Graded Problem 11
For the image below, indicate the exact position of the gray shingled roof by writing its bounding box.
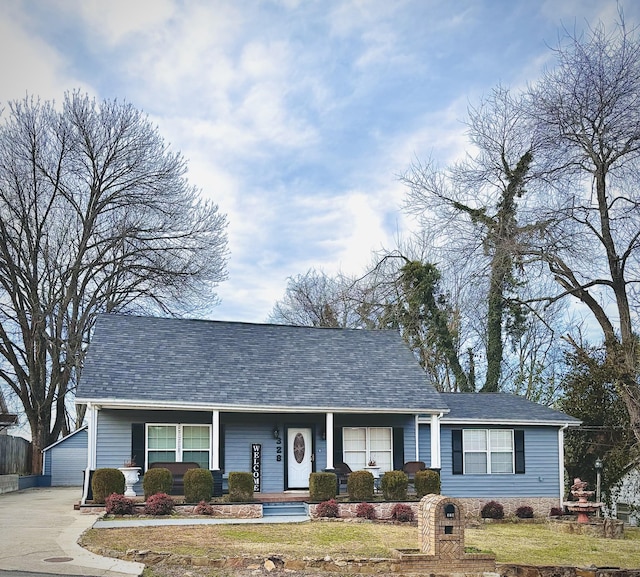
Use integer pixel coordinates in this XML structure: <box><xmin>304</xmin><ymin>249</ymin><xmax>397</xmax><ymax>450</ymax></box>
<box><xmin>438</xmin><ymin>393</ymin><xmax>580</xmax><ymax>425</ymax></box>
<box><xmin>76</xmin><ymin>315</ymin><xmax>447</xmax><ymax>413</ymax></box>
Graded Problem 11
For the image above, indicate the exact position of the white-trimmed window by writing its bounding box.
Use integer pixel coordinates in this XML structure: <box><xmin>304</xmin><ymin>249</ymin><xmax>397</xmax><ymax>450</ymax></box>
<box><xmin>146</xmin><ymin>424</ymin><xmax>211</xmax><ymax>469</ymax></box>
<box><xmin>343</xmin><ymin>427</ymin><xmax>392</xmax><ymax>471</ymax></box>
<box><xmin>463</xmin><ymin>429</ymin><xmax>514</xmax><ymax>474</ymax></box>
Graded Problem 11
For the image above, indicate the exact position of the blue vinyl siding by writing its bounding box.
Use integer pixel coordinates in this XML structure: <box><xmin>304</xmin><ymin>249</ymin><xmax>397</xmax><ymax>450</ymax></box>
<box><xmin>43</xmin><ymin>428</ymin><xmax>88</xmax><ymax>486</ymax></box>
<box><xmin>418</xmin><ymin>424</ymin><xmax>431</xmax><ymax>466</ymax></box>
<box><xmin>439</xmin><ymin>425</ymin><xmax>560</xmax><ymax>498</ymax></box>
<box><xmin>96</xmin><ymin>409</ymin><xmax>419</xmax><ymax>493</ymax></box>
<box><xmin>334</xmin><ymin>414</ymin><xmax>416</xmax><ymax>467</ymax></box>
<box><xmin>97</xmin><ymin>409</ymin><xmax>212</xmax><ymax>493</ymax></box>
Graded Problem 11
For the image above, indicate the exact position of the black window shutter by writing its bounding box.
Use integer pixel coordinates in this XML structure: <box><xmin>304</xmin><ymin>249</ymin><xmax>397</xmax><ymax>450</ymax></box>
<box><xmin>393</xmin><ymin>427</ymin><xmax>404</xmax><ymax>470</ymax></box>
<box><xmin>333</xmin><ymin>427</ymin><xmax>343</xmax><ymax>467</ymax></box>
<box><xmin>514</xmin><ymin>430</ymin><xmax>525</xmax><ymax>474</ymax></box>
<box><xmin>452</xmin><ymin>429</ymin><xmax>463</xmax><ymax>475</ymax></box>
<box><xmin>131</xmin><ymin>423</ymin><xmax>145</xmax><ymax>469</ymax></box>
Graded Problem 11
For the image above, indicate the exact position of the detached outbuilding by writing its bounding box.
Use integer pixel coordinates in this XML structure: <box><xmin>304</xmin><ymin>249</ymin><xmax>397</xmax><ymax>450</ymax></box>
<box><xmin>42</xmin><ymin>426</ymin><xmax>88</xmax><ymax>486</ymax></box>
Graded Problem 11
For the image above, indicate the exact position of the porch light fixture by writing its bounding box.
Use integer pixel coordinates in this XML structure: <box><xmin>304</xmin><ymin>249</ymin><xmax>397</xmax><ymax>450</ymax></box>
<box><xmin>273</xmin><ymin>425</ymin><xmax>279</xmax><ymax>439</ymax></box>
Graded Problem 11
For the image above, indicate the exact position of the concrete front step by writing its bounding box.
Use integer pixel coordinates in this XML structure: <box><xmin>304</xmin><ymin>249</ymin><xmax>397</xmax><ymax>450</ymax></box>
<box><xmin>262</xmin><ymin>502</ymin><xmax>308</xmax><ymax>517</ymax></box>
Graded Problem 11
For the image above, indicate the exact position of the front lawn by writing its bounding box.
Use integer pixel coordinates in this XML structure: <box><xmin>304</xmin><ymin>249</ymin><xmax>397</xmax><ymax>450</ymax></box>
<box><xmin>81</xmin><ymin>520</ymin><xmax>640</xmax><ymax>569</ymax></box>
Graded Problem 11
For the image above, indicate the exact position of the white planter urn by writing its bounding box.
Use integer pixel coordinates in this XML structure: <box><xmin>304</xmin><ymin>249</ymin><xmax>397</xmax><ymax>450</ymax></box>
<box><xmin>118</xmin><ymin>466</ymin><xmax>141</xmax><ymax>497</ymax></box>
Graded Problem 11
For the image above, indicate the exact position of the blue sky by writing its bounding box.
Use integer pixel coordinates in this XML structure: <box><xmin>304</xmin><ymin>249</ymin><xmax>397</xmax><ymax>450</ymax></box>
<box><xmin>2</xmin><ymin>0</ymin><xmax>638</xmax><ymax>323</ymax></box>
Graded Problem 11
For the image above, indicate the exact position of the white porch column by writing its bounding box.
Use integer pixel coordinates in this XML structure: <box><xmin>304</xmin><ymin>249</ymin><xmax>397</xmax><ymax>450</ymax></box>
<box><xmin>82</xmin><ymin>403</ymin><xmax>99</xmax><ymax>504</ymax></box>
<box><xmin>414</xmin><ymin>415</ymin><xmax>420</xmax><ymax>461</ymax></box>
<box><xmin>325</xmin><ymin>412</ymin><xmax>334</xmax><ymax>470</ymax></box>
<box><xmin>430</xmin><ymin>413</ymin><xmax>442</xmax><ymax>469</ymax></box>
<box><xmin>211</xmin><ymin>410</ymin><xmax>220</xmax><ymax>470</ymax></box>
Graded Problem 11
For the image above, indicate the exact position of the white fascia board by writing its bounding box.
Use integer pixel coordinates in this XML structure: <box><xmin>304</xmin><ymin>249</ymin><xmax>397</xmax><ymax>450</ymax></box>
<box><xmin>433</xmin><ymin>417</ymin><xmax>581</xmax><ymax>427</ymax></box>
<box><xmin>75</xmin><ymin>397</ymin><xmax>447</xmax><ymax>415</ymax></box>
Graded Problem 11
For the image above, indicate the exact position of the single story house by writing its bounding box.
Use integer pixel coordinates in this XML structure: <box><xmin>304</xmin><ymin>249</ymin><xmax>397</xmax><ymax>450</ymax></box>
<box><xmin>75</xmin><ymin>315</ymin><xmax>580</xmax><ymax>514</ymax></box>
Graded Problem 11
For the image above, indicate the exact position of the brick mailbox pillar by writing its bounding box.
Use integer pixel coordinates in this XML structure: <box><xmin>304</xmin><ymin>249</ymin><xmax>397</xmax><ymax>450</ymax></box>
<box><xmin>392</xmin><ymin>494</ymin><xmax>495</xmax><ymax>574</ymax></box>
<box><xmin>418</xmin><ymin>494</ymin><xmax>464</xmax><ymax>559</ymax></box>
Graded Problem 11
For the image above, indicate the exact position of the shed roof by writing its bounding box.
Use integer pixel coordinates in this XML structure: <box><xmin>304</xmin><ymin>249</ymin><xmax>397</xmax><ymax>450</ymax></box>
<box><xmin>76</xmin><ymin>314</ymin><xmax>447</xmax><ymax>414</ymax></box>
<box><xmin>438</xmin><ymin>392</ymin><xmax>581</xmax><ymax>426</ymax></box>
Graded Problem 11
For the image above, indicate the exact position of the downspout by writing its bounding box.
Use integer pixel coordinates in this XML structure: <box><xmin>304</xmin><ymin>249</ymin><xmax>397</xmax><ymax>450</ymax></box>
<box><xmin>558</xmin><ymin>424</ymin><xmax>568</xmax><ymax>506</ymax></box>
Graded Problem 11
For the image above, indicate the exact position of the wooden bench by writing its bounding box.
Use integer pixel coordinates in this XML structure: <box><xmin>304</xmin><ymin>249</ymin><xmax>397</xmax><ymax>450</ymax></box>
<box><xmin>149</xmin><ymin>461</ymin><xmax>200</xmax><ymax>495</ymax></box>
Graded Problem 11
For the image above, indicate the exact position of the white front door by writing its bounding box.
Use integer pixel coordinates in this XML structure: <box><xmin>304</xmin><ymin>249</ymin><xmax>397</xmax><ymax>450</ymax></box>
<box><xmin>287</xmin><ymin>427</ymin><xmax>313</xmax><ymax>489</ymax></box>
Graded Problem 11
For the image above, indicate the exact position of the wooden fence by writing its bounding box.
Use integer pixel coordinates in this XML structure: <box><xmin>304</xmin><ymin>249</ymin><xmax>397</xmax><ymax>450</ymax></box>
<box><xmin>0</xmin><ymin>435</ymin><xmax>32</xmax><ymax>475</ymax></box>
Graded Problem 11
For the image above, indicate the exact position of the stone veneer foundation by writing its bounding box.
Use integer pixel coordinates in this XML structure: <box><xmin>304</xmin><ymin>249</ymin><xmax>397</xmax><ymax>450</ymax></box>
<box><xmin>457</xmin><ymin>496</ymin><xmax>561</xmax><ymax>518</ymax></box>
<box><xmin>309</xmin><ymin>496</ymin><xmax>561</xmax><ymax>520</ymax></box>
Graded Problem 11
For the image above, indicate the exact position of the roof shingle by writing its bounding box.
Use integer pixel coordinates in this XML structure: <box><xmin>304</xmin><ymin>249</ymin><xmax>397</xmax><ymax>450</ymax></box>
<box><xmin>77</xmin><ymin>314</ymin><xmax>447</xmax><ymax>413</ymax></box>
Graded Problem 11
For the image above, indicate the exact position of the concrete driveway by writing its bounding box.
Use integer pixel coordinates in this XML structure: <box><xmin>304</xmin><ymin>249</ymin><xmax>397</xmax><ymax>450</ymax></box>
<box><xmin>0</xmin><ymin>487</ymin><xmax>143</xmax><ymax>577</ymax></box>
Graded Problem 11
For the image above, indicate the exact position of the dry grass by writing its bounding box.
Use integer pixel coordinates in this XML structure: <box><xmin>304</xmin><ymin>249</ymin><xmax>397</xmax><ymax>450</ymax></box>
<box><xmin>81</xmin><ymin>521</ymin><xmax>640</xmax><ymax>568</ymax></box>
<box><xmin>466</xmin><ymin>523</ymin><xmax>640</xmax><ymax>567</ymax></box>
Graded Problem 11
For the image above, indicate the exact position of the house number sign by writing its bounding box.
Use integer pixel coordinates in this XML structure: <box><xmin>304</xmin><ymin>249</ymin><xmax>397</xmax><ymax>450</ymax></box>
<box><xmin>252</xmin><ymin>443</ymin><xmax>261</xmax><ymax>492</ymax></box>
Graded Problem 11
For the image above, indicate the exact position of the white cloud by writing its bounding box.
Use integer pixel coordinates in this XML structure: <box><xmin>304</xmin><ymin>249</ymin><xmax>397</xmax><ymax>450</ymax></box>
<box><xmin>0</xmin><ymin>3</ymin><xmax>88</xmax><ymax>103</ymax></box>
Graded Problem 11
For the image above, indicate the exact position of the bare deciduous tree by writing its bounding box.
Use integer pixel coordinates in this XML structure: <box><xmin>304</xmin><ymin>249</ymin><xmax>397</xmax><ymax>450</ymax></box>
<box><xmin>529</xmin><ymin>17</ymin><xmax>640</xmax><ymax>443</ymax></box>
<box><xmin>0</xmin><ymin>92</ymin><xmax>228</xmax><ymax>472</ymax></box>
<box><xmin>402</xmin><ymin>87</ymin><xmax>548</xmax><ymax>392</ymax></box>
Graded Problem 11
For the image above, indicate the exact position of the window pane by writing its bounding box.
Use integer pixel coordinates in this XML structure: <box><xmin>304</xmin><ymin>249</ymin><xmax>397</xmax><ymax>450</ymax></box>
<box><xmin>491</xmin><ymin>452</ymin><xmax>513</xmax><ymax>474</ymax></box>
<box><xmin>463</xmin><ymin>430</ymin><xmax>486</xmax><ymax>451</ymax></box>
<box><xmin>148</xmin><ymin>451</ymin><xmax>176</xmax><ymax>465</ymax></box>
<box><xmin>343</xmin><ymin>428</ymin><xmax>366</xmax><ymax>451</ymax></box>
<box><xmin>369</xmin><ymin>428</ymin><xmax>391</xmax><ymax>451</ymax></box>
<box><xmin>490</xmin><ymin>430</ymin><xmax>513</xmax><ymax>451</ymax></box>
<box><xmin>343</xmin><ymin>428</ymin><xmax>366</xmax><ymax>470</ymax></box>
<box><xmin>465</xmin><ymin>452</ymin><xmax>487</xmax><ymax>474</ymax></box>
<box><xmin>183</xmin><ymin>426</ymin><xmax>210</xmax><ymax>450</ymax></box>
<box><xmin>183</xmin><ymin>450</ymin><xmax>209</xmax><ymax>469</ymax></box>
<box><xmin>148</xmin><ymin>426</ymin><xmax>176</xmax><ymax>450</ymax></box>
<box><xmin>344</xmin><ymin>452</ymin><xmax>367</xmax><ymax>470</ymax></box>
<box><xmin>374</xmin><ymin>453</ymin><xmax>392</xmax><ymax>471</ymax></box>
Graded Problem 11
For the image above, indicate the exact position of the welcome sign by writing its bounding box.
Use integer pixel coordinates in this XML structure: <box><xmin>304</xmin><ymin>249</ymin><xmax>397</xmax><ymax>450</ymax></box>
<box><xmin>252</xmin><ymin>443</ymin><xmax>261</xmax><ymax>492</ymax></box>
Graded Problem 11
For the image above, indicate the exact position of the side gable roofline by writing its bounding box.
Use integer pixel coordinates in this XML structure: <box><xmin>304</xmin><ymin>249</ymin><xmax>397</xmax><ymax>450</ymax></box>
<box><xmin>41</xmin><ymin>425</ymin><xmax>88</xmax><ymax>453</ymax></box>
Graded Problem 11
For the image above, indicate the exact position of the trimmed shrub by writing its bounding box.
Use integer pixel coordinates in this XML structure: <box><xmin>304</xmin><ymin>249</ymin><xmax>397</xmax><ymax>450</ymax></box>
<box><xmin>347</xmin><ymin>470</ymin><xmax>374</xmax><ymax>501</ymax></box>
<box><xmin>309</xmin><ymin>472</ymin><xmax>337</xmax><ymax>501</ymax></box>
<box><xmin>414</xmin><ymin>469</ymin><xmax>440</xmax><ymax>498</ymax></box>
<box><xmin>390</xmin><ymin>503</ymin><xmax>414</xmax><ymax>522</ymax></box>
<box><xmin>481</xmin><ymin>500</ymin><xmax>504</xmax><ymax>519</ymax></box>
<box><xmin>549</xmin><ymin>506</ymin><xmax>564</xmax><ymax>517</ymax></box>
<box><xmin>228</xmin><ymin>472</ymin><xmax>254</xmax><ymax>502</ymax></box>
<box><xmin>381</xmin><ymin>470</ymin><xmax>408</xmax><ymax>501</ymax></box>
<box><xmin>184</xmin><ymin>468</ymin><xmax>213</xmax><ymax>503</ymax></box>
<box><xmin>356</xmin><ymin>501</ymin><xmax>376</xmax><ymax>520</ymax></box>
<box><xmin>144</xmin><ymin>492</ymin><xmax>175</xmax><ymax>515</ymax></box>
<box><xmin>105</xmin><ymin>493</ymin><xmax>135</xmax><ymax>515</ymax></box>
<box><xmin>91</xmin><ymin>468</ymin><xmax>125</xmax><ymax>503</ymax></box>
<box><xmin>315</xmin><ymin>498</ymin><xmax>339</xmax><ymax>518</ymax></box>
<box><xmin>143</xmin><ymin>467</ymin><xmax>173</xmax><ymax>499</ymax></box>
<box><xmin>516</xmin><ymin>505</ymin><xmax>534</xmax><ymax>519</ymax></box>
<box><xmin>194</xmin><ymin>500</ymin><xmax>215</xmax><ymax>515</ymax></box>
